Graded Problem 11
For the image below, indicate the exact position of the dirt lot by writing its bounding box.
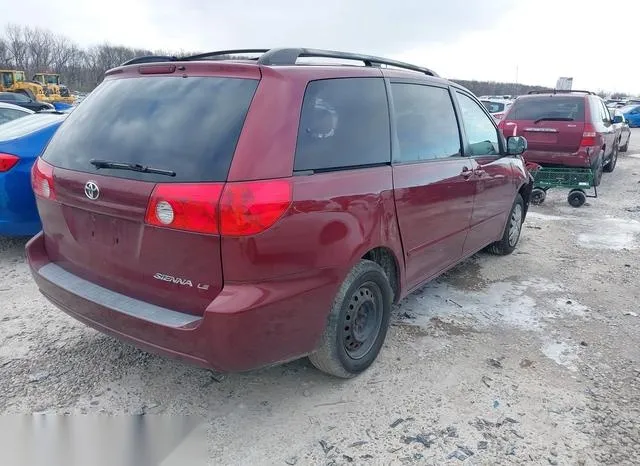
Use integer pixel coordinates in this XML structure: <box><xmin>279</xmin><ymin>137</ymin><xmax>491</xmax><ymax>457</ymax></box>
<box><xmin>1</xmin><ymin>131</ymin><xmax>640</xmax><ymax>465</ymax></box>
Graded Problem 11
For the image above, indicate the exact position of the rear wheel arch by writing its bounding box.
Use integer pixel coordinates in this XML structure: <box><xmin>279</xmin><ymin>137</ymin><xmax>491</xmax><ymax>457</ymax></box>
<box><xmin>517</xmin><ymin>179</ymin><xmax>533</xmax><ymax>220</ymax></box>
<box><xmin>361</xmin><ymin>246</ymin><xmax>401</xmax><ymax>303</ymax></box>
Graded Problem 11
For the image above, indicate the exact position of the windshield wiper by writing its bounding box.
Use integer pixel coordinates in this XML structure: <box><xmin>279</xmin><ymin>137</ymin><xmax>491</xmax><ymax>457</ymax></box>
<box><xmin>533</xmin><ymin>117</ymin><xmax>574</xmax><ymax>124</ymax></box>
<box><xmin>90</xmin><ymin>159</ymin><xmax>176</xmax><ymax>177</ymax></box>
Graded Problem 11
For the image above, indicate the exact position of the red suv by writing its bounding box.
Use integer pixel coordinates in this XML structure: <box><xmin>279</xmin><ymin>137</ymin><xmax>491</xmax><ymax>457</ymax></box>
<box><xmin>27</xmin><ymin>48</ymin><xmax>532</xmax><ymax>378</ymax></box>
<box><xmin>499</xmin><ymin>90</ymin><xmax>620</xmax><ymax>185</ymax></box>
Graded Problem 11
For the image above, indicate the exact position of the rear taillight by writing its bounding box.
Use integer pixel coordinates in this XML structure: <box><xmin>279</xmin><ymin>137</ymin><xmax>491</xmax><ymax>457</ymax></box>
<box><xmin>0</xmin><ymin>153</ymin><xmax>19</xmax><ymax>172</ymax></box>
<box><xmin>145</xmin><ymin>179</ymin><xmax>292</xmax><ymax>236</ymax></box>
<box><xmin>580</xmin><ymin>123</ymin><xmax>597</xmax><ymax>147</ymax></box>
<box><xmin>31</xmin><ymin>158</ymin><xmax>56</xmax><ymax>200</ymax></box>
<box><xmin>219</xmin><ymin>179</ymin><xmax>292</xmax><ymax>236</ymax></box>
<box><xmin>145</xmin><ymin>183</ymin><xmax>224</xmax><ymax>234</ymax></box>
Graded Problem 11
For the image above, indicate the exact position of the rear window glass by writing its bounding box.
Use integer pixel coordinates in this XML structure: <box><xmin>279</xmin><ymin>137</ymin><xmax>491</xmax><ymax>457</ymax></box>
<box><xmin>508</xmin><ymin>97</ymin><xmax>585</xmax><ymax>121</ymax></box>
<box><xmin>294</xmin><ymin>78</ymin><xmax>390</xmax><ymax>172</ymax></box>
<box><xmin>0</xmin><ymin>113</ymin><xmax>64</xmax><ymax>141</ymax></box>
<box><xmin>481</xmin><ymin>101</ymin><xmax>505</xmax><ymax>113</ymax></box>
<box><xmin>43</xmin><ymin>76</ymin><xmax>258</xmax><ymax>182</ymax></box>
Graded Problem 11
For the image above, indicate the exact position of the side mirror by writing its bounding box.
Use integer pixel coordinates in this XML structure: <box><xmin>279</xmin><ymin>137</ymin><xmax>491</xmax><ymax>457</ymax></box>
<box><xmin>613</xmin><ymin>115</ymin><xmax>623</xmax><ymax>124</ymax></box>
<box><xmin>507</xmin><ymin>136</ymin><xmax>527</xmax><ymax>155</ymax></box>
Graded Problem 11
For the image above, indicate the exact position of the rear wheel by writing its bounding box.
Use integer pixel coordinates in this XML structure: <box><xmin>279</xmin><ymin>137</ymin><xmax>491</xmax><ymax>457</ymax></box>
<box><xmin>568</xmin><ymin>189</ymin><xmax>586</xmax><ymax>208</ymax></box>
<box><xmin>603</xmin><ymin>144</ymin><xmax>618</xmax><ymax>173</ymax></box>
<box><xmin>620</xmin><ymin>137</ymin><xmax>629</xmax><ymax>153</ymax></box>
<box><xmin>488</xmin><ymin>194</ymin><xmax>524</xmax><ymax>256</ymax></box>
<box><xmin>592</xmin><ymin>154</ymin><xmax>604</xmax><ymax>187</ymax></box>
<box><xmin>308</xmin><ymin>260</ymin><xmax>393</xmax><ymax>378</ymax></box>
<box><xmin>531</xmin><ymin>188</ymin><xmax>546</xmax><ymax>205</ymax></box>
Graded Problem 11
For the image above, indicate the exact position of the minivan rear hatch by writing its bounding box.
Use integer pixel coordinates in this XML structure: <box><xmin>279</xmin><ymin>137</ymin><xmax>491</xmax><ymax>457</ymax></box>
<box><xmin>38</xmin><ymin>71</ymin><xmax>259</xmax><ymax>315</ymax></box>
<box><xmin>502</xmin><ymin>96</ymin><xmax>585</xmax><ymax>153</ymax></box>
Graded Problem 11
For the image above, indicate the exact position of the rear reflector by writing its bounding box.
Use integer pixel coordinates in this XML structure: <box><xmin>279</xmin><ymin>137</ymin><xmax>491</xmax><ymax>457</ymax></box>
<box><xmin>31</xmin><ymin>158</ymin><xmax>56</xmax><ymax>200</ymax></box>
<box><xmin>145</xmin><ymin>183</ymin><xmax>224</xmax><ymax>234</ymax></box>
<box><xmin>0</xmin><ymin>153</ymin><xmax>19</xmax><ymax>172</ymax></box>
<box><xmin>219</xmin><ymin>179</ymin><xmax>292</xmax><ymax>236</ymax></box>
<box><xmin>580</xmin><ymin>123</ymin><xmax>597</xmax><ymax>147</ymax></box>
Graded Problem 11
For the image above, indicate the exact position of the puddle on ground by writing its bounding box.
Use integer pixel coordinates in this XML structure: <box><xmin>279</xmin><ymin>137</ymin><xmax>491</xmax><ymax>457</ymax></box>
<box><xmin>395</xmin><ymin>276</ymin><xmax>588</xmax><ymax>337</ymax></box>
<box><xmin>542</xmin><ymin>341</ymin><xmax>579</xmax><ymax>372</ymax></box>
<box><xmin>438</xmin><ymin>258</ymin><xmax>488</xmax><ymax>291</ymax></box>
<box><xmin>577</xmin><ymin>217</ymin><xmax>640</xmax><ymax>250</ymax></box>
<box><xmin>527</xmin><ymin>212</ymin><xmax>572</xmax><ymax>222</ymax></box>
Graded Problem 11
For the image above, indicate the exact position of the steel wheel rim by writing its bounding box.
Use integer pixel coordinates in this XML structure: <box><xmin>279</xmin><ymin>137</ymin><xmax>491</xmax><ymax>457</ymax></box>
<box><xmin>342</xmin><ymin>281</ymin><xmax>383</xmax><ymax>360</ymax></box>
<box><xmin>508</xmin><ymin>204</ymin><xmax>523</xmax><ymax>246</ymax></box>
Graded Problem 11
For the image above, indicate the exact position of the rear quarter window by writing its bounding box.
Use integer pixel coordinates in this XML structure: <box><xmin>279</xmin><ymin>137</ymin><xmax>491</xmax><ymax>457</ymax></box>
<box><xmin>294</xmin><ymin>78</ymin><xmax>390</xmax><ymax>171</ymax></box>
<box><xmin>508</xmin><ymin>97</ymin><xmax>585</xmax><ymax>121</ymax></box>
<box><xmin>42</xmin><ymin>76</ymin><xmax>259</xmax><ymax>183</ymax></box>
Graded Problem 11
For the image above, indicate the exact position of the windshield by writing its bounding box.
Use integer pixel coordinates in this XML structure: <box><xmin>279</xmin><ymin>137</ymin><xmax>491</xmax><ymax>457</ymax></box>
<box><xmin>508</xmin><ymin>97</ymin><xmax>585</xmax><ymax>121</ymax></box>
<box><xmin>620</xmin><ymin>105</ymin><xmax>639</xmax><ymax>114</ymax></box>
<box><xmin>0</xmin><ymin>113</ymin><xmax>65</xmax><ymax>141</ymax></box>
<box><xmin>45</xmin><ymin>75</ymin><xmax>59</xmax><ymax>84</ymax></box>
<box><xmin>14</xmin><ymin>71</ymin><xmax>25</xmax><ymax>82</ymax></box>
<box><xmin>481</xmin><ymin>101</ymin><xmax>505</xmax><ymax>113</ymax></box>
<box><xmin>43</xmin><ymin>76</ymin><xmax>259</xmax><ymax>183</ymax></box>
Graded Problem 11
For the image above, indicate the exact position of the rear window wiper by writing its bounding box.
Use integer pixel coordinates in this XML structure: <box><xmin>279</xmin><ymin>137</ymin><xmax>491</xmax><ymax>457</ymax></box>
<box><xmin>90</xmin><ymin>159</ymin><xmax>176</xmax><ymax>177</ymax></box>
<box><xmin>533</xmin><ymin>117</ymin><xmax>574</xmax><ymax>124</ymax></box>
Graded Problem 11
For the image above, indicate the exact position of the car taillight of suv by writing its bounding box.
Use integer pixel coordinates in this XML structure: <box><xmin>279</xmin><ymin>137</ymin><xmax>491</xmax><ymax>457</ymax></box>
<box><xmin>27</xmin><ymin>48</ymin><xmax>532</xmax><ymax>378</ymax></box>
<box><xmin>499</xmin><ymin>90</ymin><xmax>620</xmax><ymax>184</ymax></box>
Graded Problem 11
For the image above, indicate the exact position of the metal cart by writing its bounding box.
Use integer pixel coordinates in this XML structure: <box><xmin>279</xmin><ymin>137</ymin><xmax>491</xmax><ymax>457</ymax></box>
<box><xmin>527</xmin><ymin>165</ymin><xmax>597</xmax><ymax>208</ymax></box>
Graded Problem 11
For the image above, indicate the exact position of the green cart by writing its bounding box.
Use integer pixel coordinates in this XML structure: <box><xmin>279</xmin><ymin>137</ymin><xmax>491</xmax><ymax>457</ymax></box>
<box><xmin>528</xmin><ymin>166</ymin><xmax>596</xmax><ymax>208</ymax></box>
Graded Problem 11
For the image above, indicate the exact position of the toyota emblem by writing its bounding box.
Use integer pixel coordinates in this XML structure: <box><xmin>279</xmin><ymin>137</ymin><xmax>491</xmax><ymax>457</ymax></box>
<box><xmin>84</xmin><ymin>181</ymin><xmax>100</xmax><ymax>200</ymax></box>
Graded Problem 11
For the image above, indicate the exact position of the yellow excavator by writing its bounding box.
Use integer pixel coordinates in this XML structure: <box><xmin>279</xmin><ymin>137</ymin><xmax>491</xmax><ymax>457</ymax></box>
<box><xmin>32</xmin><ymin>73</ymin><xmax>76</xmax><ymax>104</ymax></box>
<box><xmin>0</xmin><ymin>70</ymin><xmax>48</xmax><ymax>101</ymax></box>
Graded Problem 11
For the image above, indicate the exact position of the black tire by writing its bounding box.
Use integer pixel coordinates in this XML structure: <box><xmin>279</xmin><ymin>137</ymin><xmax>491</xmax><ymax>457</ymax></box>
<box><xmin>568</xmin><ymin>190</ymin><xmax>586</xmax><ymax>208</ymax></box>
<box><xmin>531</xmin><ymin>188</ymin><xmax>546</xmax><ymax>206</ymax></box>
<box><xmin>488</xmin><ymin>194</ymin><xmax>524</xmax><ymax>256</ymax></box>
<box><xmin>592</xmin><ymin>154</ymin><xmax>604</xmax><ymax>187</ymax></box>
<box><xmin>620</xmin><ymin>138</ymin><xmax>629</xmax><ymax>153</ymax></box>
<box><xmin>308</xmin><ymin>260</ymin><xmax>393</xmax><ymax>378</ymax></box>
<box><xmin>603</xmin><ymin>144</ymin><xmax>618</xmax><ymax>173</ymax></box>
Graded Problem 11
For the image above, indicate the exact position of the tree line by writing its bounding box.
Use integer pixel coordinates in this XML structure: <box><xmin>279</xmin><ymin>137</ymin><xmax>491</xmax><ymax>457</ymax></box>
<box><xmin>0</xmin><ymin>24</ymin><xmax>178</xmax><ymax>91</ymax></box>
<box><xmin>0</xmin><ymin>23</ymin><xmax>632</xmax><ymax>98</ymax></box>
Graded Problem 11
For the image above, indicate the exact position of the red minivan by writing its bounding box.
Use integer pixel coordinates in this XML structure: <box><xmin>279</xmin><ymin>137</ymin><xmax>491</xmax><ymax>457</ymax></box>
<box><xmin>27</xmin><ymin>48</ymin><xmax>532</xmax><ymax>378</ymax></box>
<box><xmin>499</xmin><ymin>90</ymin><xmax>620</xmax><ymax>185</ymax></box>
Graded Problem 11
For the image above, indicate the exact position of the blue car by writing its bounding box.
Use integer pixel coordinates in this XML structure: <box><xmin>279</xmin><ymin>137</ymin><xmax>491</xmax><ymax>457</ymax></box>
<box><xmin>621</xmin><ymin>105</ymin><xmax>640</xmax><ymax>128</ymax></box>
<box><xmin>0</xmin><ymin>113</ymin><xmax>67</xmax><ymax>236</ymax></box>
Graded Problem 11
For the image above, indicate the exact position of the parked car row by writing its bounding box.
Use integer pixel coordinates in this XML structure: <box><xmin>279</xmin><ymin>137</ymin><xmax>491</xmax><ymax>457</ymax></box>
<box><xmin>0</xmin><ymin>92</ymin><xmax>54</xmax><ymax>112</ymax></box>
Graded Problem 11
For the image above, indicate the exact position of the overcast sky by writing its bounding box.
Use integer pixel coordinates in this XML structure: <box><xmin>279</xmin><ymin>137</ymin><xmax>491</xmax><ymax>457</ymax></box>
<box><xmin>4</xmin><ymin>0</ymin><xmax>640</xmax><ymax>93</ymax></box>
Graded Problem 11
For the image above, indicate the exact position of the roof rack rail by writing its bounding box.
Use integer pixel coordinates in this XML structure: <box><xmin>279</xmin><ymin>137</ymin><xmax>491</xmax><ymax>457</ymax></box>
<box><xmin>121</xmin><ymin>55</ymin><xmax>178</xmax><ymax>66</ymax></box>
<box><xmin>528</xmin><ymin>89</ymin><xmax>595</xmax><ymax>95</ymax></box>
<box><xmin>181</xmin><ymin>49</ymin><xmax>270</xmax><ymax>61</ymax></box>
<box><xmin>256</xmin><ymin>48</ymin><xmax>437</xmax><ymax>76</ymax></box>
<box><xmin>118</xmin><ymin>48</ymin><xmax>438</xmax><ymax>77</ymax></box>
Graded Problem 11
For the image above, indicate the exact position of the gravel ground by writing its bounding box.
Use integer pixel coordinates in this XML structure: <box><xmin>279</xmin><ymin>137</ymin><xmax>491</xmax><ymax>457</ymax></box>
<box><xmin>1</xmin><ymin>131</ymin><xmax>640</xmax><ymax>465</ymax></box>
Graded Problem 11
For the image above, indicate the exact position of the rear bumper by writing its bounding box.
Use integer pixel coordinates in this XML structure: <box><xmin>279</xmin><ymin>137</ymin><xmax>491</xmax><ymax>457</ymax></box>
<box><xmin>523</xmin><ymin>148</ymin><xmax>596</xmax><ymax>168</ymax></box>
<box><xmin>26</xmin><ymin>232</ymin><xmax>339</xmax><ymax>372</ymax></box>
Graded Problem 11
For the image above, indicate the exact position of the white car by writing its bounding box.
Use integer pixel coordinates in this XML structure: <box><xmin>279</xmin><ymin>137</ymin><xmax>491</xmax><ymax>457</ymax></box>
<box><xmin>0</xmin><ymin>101</ymin><xmax>34</xmax><ymax>125</ymax></box>
<box><xmin>481</xmin><ymin>99</ymin><xmax>512</xmax><ymax>122</ymax></box>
